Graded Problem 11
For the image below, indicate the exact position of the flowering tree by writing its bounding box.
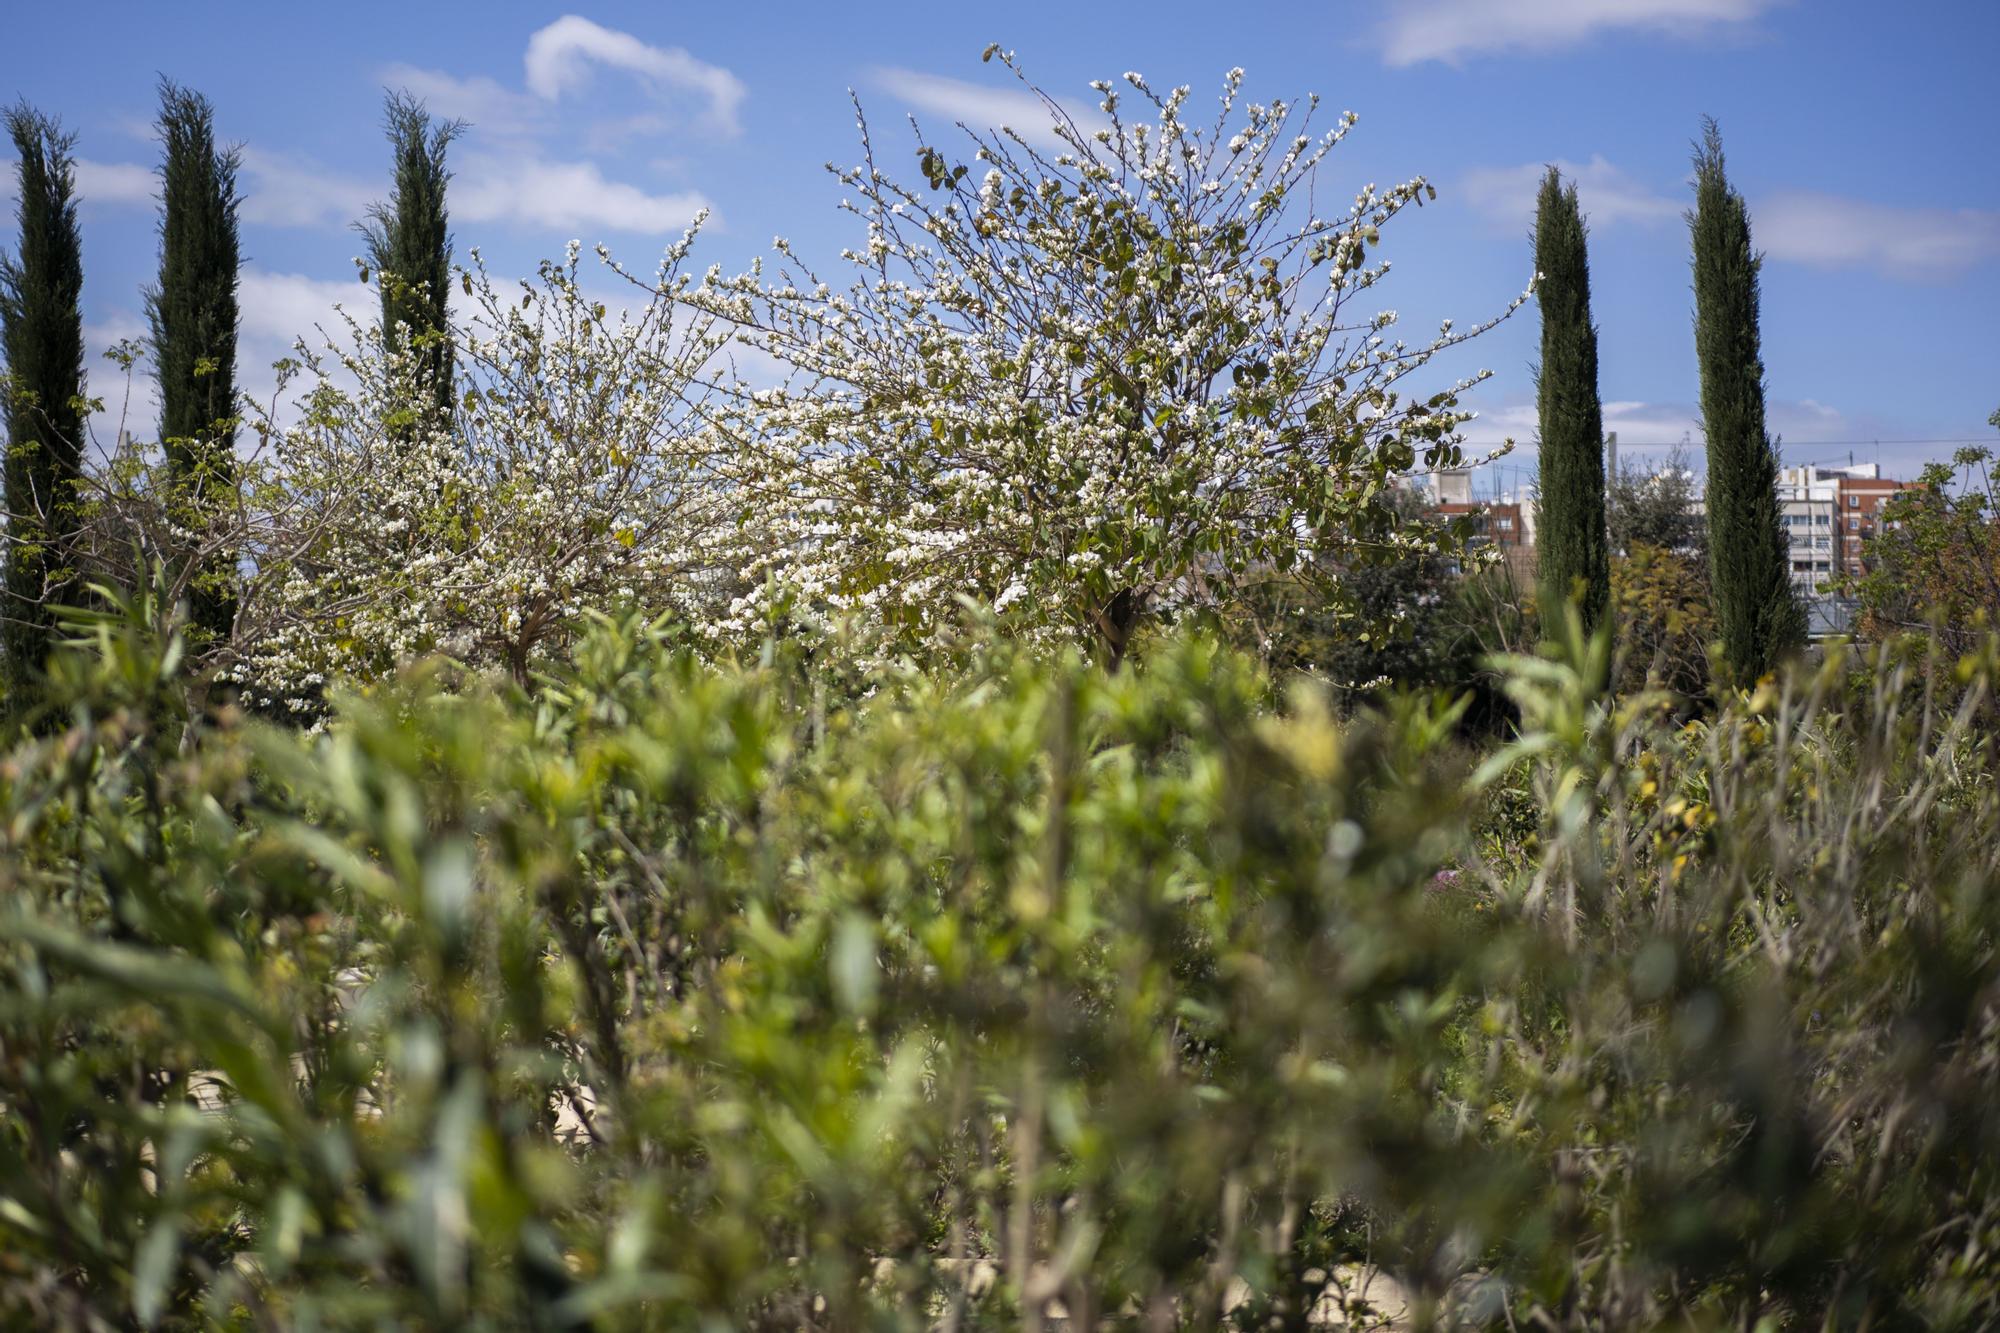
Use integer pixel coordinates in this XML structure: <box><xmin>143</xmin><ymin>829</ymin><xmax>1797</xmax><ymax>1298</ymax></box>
<box><xmin>706</xmin><ymin>53</ymin><xmax>1526</xmax><ymax>663</ymax></box>
<box><xmin>228</xmin><ymin>228</ymin><xmax>743</xmax><ymax>715</ymax></box>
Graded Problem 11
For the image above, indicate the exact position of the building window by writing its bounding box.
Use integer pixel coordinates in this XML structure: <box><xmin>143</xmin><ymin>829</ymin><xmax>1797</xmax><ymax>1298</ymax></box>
<box><xmin>1849</xmin><ymin>517</ymin><xmax>1860</xmax><ymax>530</ymax></box>
<box><xmin>1496</xmin><ymin>516</ymin><xmax>1513</xmax><ymax>531</ymax></box>
<box><xmin>1849</xmin><ymin>495</ymin><xmax>1860</xmax><ymax>507</ymax></box>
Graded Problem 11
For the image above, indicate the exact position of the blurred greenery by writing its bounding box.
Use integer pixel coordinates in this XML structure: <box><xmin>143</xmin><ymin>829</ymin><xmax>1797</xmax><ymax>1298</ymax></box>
<box><xmin>3</xmin><ymin>582</ymin><xmax>2000</xmax><ymax>1330</ymax></box>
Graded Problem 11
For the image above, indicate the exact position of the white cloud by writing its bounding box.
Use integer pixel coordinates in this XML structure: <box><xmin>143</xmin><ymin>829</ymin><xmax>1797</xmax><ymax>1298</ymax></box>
<box><xmin>75</xmin><ymin>158</ymin><xmax>157</xmax><ymax>207</ymax></box>
<box><xmin>523</xmin><ymin>15</ymin><xmax>745</xmax><ymax>137</ymax></box>
<box><xmin>373</xmin><ymin>17</ymin><xmax>737</xmax><ymax>238</ymax></box>
<box><xmin>1755</xmin><ymin>190</ymin><xmax>2000</xmax><ymax>281</ymax></box>
<box><xmin>1460</xmin><ymin>155</ymin><xmax>1680</xmax><ymax>230</ymax></box>
<box><xmin>1</xmin><ymin>157</ymin><xmax>154</xmax><ymax>211</ymax></box>
<box><xmin>83</xmin><ymin>310</ymin><xmax>160</xmax><ymax>451</ymax></box>
<box><xmin>8</xmin><ymin>149</ymin><xmax>366</xmax><ymax>229</ymax></box>
<box><xmin>454</xmin><ymin>154</ymin><xmax>709</xmax><ymax>235</ymax></box>
<box><xmin>865</xmin><ymin>68</ymin><xmax>1094</xmax><ymax>149</ymax></box>
<box><xmin>239</xmin><ymin>147</ymin><xmax>374</xmax><ymax>229</ymax></box>
<box><xmin>1461</xmin><ymin>395</ymin><xmax>1948</xmax><ymax>478</ymax></box>
<box><xmin>1374</xmin><ymin>0</ymin><xmax>1780</xmax><ymax>66</ymax></box>
<box><xmin>378</xmin><ymin>64</ymin><xmax>543</xmax><ymax>140</ymax></box>
<box><xmin>238</xmin><ymin>269</ymin><xmax>362</xmax><ymax>348</ymax></box>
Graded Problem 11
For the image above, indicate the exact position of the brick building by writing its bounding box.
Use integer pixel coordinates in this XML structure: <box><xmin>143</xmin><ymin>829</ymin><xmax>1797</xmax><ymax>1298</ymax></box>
<box><xmin>1834</xmin><ymin>469</ymin><xmax>1921</xmax><ymax>578</ymax></box>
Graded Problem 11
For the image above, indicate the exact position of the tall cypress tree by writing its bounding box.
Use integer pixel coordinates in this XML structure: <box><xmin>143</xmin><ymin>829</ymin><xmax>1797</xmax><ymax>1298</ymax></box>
<box><xmin>149</xmin><ymin>80</ymin><xmax>242</xmax><ymax>647</ymax></box>
<box><xmin>1690</xmin><ymin>119</ymin><xmax>1802</xmax><ymax>684</ymax></box>
<box><xmin>360</xmin><ymin>93</ymin><xmax>461</xmax><ymax>425</ymax></box>
<box><xmin>0</xmin><ymin>106</ymin><xmax>86</xmax><ymax>712</ymax></box>
<box><xmin>1532</xmin><ymin>167</ymin><xmax>1610</xmax><ymax>632</ymax></box>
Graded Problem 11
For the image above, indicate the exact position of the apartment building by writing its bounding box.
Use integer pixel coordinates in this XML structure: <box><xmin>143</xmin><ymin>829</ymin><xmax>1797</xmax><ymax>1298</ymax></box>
<box><xmin>1428</xmin><ymin>468</ymin><xmax>1532</xmax><ymax>550</ymax></box>
<box><xmin>1775</xmin><ymin>464</ymin><xmax>1841</xmax><ymax>596</ymax></box>
<box><xmin>1833</xmin><ymin>467</ymin><xmax>1920</xmax><ymax>578</ymax></box>
<box><xmin>1774</xmin><ymin>461</ymin><xmax>1922</xmax><ymax>607</ymax></box>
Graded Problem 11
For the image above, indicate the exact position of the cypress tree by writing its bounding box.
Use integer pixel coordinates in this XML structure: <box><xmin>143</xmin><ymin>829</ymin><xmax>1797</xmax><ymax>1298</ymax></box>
<box><xmin>1532</xmin><ymin>167</ymin><xmax>1610</xmax><ymax>632</ymax></box>
<box><xmin>1689</xmin><ymin>119</ymin><xmax>1802</xmax><ymax>684</ymax></box>
<box><xmin>149</xmin><ymin>80</ymin><xmax>242</xmax><ymax>647</ymax></box>
<box><xmin>0</xmin><ymin>105</ymin><xmax>86</xmax><ymax>712</ymax></box>
<box><xmin>360</xmin><ymin>93</ymin><xmax>461</xmax><ymax>426</ymax></box>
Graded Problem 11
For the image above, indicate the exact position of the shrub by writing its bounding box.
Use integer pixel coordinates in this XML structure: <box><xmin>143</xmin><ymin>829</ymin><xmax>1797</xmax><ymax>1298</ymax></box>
<box><xmin>2</xmin><ymin>592</ymin><xmax>1999</xmax><ymax>1329</ymax></box>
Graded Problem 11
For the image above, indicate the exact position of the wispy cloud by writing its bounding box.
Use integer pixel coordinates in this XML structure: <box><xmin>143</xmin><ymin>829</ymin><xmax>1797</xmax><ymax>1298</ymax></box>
<box><xmin>375</xmin><ymin>16</ymin><xmax>736</xmax><ymax>238</ymax></box>
<box><xmin>1756</xmin><ymin>191</ymin><xmax>2000</xmax><ymax>282</ymax></box>
<box><xmin>453</xmin><ymin>154</ymin><xmax>709</xmax><ymax>236</ymax></box>
<box><xmin>377</xmin><ymin>64</ymin><xmax>543</xmax><ymax>140</ymax></box>
<box><xmin>0</xmin><ymin>156</ymin><xmax>152</xmax><ymax>211</ymax></box>
<box><xmin>864</xmin><ymin>68</ymin><xmax>1094</xmax><ymax>149</ymax></box>
<box><xmin>524</xmin><ymin>14</ymin><xmax>745</xmax><ymax>137</ymax></box>
<box><xmin>1463</xmin><ymin>395</ymin><xmax>1954</xmax><ymax>479</ymax></box>
<box><xmin>75</xmin><ymin>158</ymin><xmax>157</xmax><ymax>208</ymax></box>
<box><xmin>1374</xmin><ymin>0</ymin><xmax>1782</xmax><ymax>67</ymax></box>
<box><xmin>1460</xmin><ymin>155</ymin><xmax>1681</xmax><ymax>230</ymax></box>
<box><xmin>6</xmin><ymin>149</ymin><xmax>369</xmax><ymax>229</ymax></box>
<box><xmin>83</xmin><ymin>309</ymin><xmax>159</xmax><ymax>449</ymax></box>
<box><xmin>238</xmin><ymin>269</ymin><xmax>361</xmax><ymax>347</ymax></box>
<box><xmin>239</xmin><ymin>148</ymin><xmax>374</xmax><ymax>229</ymax></box>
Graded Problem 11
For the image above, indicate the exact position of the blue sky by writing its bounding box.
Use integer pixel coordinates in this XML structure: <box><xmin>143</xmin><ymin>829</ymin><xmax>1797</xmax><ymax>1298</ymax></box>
<box><xmin>4</xmin><ymin>0</ymin><xmax>1996</xmax><ymax>488</ymax></box>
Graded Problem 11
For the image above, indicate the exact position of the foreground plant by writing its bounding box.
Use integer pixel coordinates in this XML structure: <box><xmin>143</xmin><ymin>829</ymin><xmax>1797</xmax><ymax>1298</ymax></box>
<box><xmin>4</xmin><ymin>588</ymin><xmax>1999</xmax><ymax>1328</ymax></box>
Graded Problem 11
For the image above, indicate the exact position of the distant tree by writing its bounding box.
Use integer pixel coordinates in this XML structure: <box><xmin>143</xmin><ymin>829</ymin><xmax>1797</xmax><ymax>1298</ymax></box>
<box><xmin>1849</xmin><ymin>418</ymin><xmax>2000</xmax><ymax>660</ymax></box>
<box><xmin>359</xmin><ymin>93</ymin><xmax>461</xmax><ymax>427</ymax></box>
<box><xmin>1532</xmin><ymin>167</ymin><xmax>1609</xmax><ymax>631</ymax></box>
<box><xmin>1608</xmin><ymin>448</ymin><xmax>1705</xmax><ymax>558</ymax></box>
<box><xmin>148</xmin><ymin>80</ymin><xmax>242</xmax><ymax>648</ymax></box>
<box><xmin>1256</xmin><ymin>487</ymin><xmax>1464</xmax><ymax>706</ymax></box>
<box><xmin>1689</xmin><ymin>119</ymin><xmax>1802</xmax><ymax>685</ymax></box>
<box><xmin>1612</xmin><ymin>542</ymin><xmax>1714</xmax><ymax>707</ymax></box>
<box><xmin>0</xmin><ymin>105</ymin><xmax>87</xmax><ymax>713</ymax></box>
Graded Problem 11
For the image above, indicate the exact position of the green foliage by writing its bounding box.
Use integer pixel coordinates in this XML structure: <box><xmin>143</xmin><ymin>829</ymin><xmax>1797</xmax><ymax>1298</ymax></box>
<box><xmin>1689</xmin><ymin>119</ymin><xmax>1803</xmax><ymax>685</ymax></box>
<box><xmin>6</xmin><ymin>588</ymin><xmax>1999</xmax><ymax>1328</ymax></box>
<box><xmin>1612</xmin><ymin>541</ymin><xmax>1715</xmax><ymax>706</ymax></box>
<box><xmin>1531</xmin><ymin>169</ymin><xmax>1609</xmax><ymax>631</ymax></box>
<box><xmin>1608</xmin><ymin>448</ymin><xmax>1706</xmax><ymax>559</ymax></box>
<box><xmin>1850</xmin><ymin>426</ymin><xmax>2000</xmax><ymax>660</ymax></box>
<box><xmin>360</xmin><ymin>92</ymin><xmax>461</xmax><ymax>429</ymax></box>
<box><xmin>148</xmin><ymin>80</ymin><xmax>243</xmax><ymax>649</ymax></box>
<box><xmin>0</xmin><ymin>103</ymin><xmax>87</xmax><ymax>718</ymax></box>
<box><xmin>1253</xmin><ymin>488</ymin><xmax>1473</xmax><ymax>707</ymax></box>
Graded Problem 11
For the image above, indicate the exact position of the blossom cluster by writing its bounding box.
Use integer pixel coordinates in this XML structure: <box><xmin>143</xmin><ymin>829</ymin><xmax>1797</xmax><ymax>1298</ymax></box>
<box><xmin>228</xmin><ymin>229</ymin><xmax>747</xmax><ymax>716</ymax></box>
<box><xmin>695</xmin><ymin>55</ymin><xmax>1526</xmax><ymax>662</ymax></box>
<box><xmin>209</xmin><ymin>59</ymin><xmax>1525</xmax><ymax>702</ymax></box>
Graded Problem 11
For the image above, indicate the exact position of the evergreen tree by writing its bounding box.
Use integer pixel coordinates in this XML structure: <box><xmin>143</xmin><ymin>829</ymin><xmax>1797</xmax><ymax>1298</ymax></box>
<box><xmin>1532</xmin><ymin>167</ymin><xmax>1610</xmax><ymax>631</ymax></box>
<box><xmin>148</xmin><ymin>80</ymin><xmax>242</xmax><ymax>647</ymax></box>
<box><xmin>0</xmin><ymin>105</ymin><xmax>86</xmax><ymax>712</ymax></box>
<box><xmin>1689</xmin><ymin>119</ymin><xmax>1802</xmax><ymax>684</ymax></box>
<box><xmin>360</xmin><ymin>93</ymin><xmax>461</xmax><ymax>426</ymax></box>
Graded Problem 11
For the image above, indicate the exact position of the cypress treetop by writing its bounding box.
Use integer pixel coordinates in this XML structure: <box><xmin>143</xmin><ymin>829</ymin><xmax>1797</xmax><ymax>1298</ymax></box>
<box><xmin>148</xmin><ymin>79</ymin><xmax>243</xmax><ymax>646</ymax></box>
<box><xmin>1689</xmin><ymin>118</ymin><xmax>1802</xmax><ymax>684</ymax></box>
<box><xmin>1532</xmin><ymin>167</ymin><xmax>1609</xmax><ymax>632</ymax></box>
<box><xmin>0</xmin><ymin>104</ymin><xmax>87</xmax><ymax>709</ymax></box>
<box><xmin>360</xmin><ymin>93</ymin><xmax>462</xmax><ymax>424</ymax></box>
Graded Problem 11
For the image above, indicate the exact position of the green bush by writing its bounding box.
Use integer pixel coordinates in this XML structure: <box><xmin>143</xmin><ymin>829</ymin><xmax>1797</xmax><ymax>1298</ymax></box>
<box><xmin>3</xmin><ymin>592</ymin><xmax>1999</xmax><ymax>1330</ymax></box>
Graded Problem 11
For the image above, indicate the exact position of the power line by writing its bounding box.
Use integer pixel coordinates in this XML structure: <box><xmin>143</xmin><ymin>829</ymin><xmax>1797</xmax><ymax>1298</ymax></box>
<box><xmin>1577</xmin><ymin>437</ymin><xmax>1989</xmax><ymax>449</ymax></box>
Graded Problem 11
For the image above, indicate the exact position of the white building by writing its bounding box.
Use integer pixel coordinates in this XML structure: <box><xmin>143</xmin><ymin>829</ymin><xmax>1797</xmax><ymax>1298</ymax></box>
<box><xmin>1776</xmin><ymin>465</ymin><xmax>1841</xmax><ymax>597</ymax></box>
